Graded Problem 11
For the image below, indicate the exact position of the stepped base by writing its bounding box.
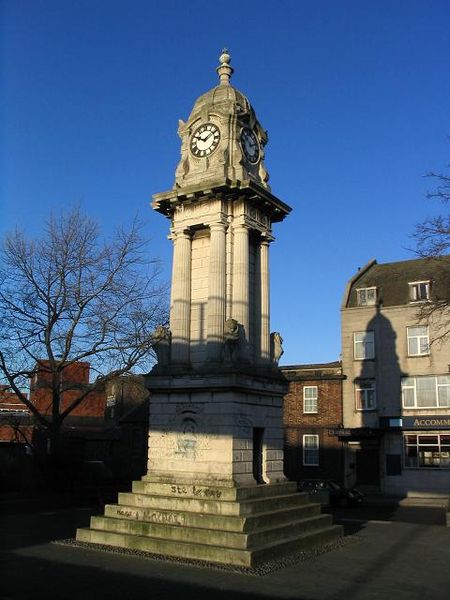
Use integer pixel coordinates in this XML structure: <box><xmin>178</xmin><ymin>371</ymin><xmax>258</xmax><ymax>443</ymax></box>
<box><xmin>76</xmin><ymin>478</ymin><xmax>343</xmax><ymax>567</ymax></box>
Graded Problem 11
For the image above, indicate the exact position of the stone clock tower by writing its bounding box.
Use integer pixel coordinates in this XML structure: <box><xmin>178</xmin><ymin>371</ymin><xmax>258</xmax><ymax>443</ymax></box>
<box><xmin>149</xmin><ymin>50</ymin><xmax>291</xmax><ymax>483</ymax></box>
<box><xmin>77</xmin><ymin>52</ymin><xmax>341</xmax><ymax>566</ymax></box>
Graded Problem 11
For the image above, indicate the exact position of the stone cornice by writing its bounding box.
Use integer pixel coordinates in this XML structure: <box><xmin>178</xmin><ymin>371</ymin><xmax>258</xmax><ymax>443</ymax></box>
<box><xmin>152</xmin><ymin>179</ymin><xmax>292</xmax><ymax>223</ymax></box>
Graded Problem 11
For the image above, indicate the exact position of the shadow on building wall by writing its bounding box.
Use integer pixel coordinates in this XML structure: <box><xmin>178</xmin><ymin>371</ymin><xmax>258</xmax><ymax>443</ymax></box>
<box><xmin>350</xmin><ymin>304</ymin><xmax>405</xmax><ymax>488</ymax></box>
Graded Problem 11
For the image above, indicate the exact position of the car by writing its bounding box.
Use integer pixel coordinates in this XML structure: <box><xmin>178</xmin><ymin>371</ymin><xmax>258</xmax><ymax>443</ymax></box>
<box><xmin>298</xmin><ymin>478</ymin><xmax>364</xmax><ymax>507</ymax></box>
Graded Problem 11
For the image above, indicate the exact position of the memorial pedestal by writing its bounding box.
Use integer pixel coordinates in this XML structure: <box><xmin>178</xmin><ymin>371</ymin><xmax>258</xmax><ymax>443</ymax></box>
<box><xmin>76</xmin><ymin>369</ymin><xmax>342</xmax><ymax>566</ymax></box>
<box><xmin>77</xmin><ymin>478</ymin><xmax>342</xmax><ymax>567</ymax></box>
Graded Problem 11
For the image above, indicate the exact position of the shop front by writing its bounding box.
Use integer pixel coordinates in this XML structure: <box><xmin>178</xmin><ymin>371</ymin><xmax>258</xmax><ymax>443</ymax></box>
<box><xmin>382</xmin><ymin>415</ymin><xmax>450</xmax><ymax>496</ymax></box>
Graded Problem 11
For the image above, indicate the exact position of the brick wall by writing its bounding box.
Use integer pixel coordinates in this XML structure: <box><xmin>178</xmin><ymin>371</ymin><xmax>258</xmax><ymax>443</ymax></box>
<box><xmin>0</xmin><ymin>386</ymin><xmax>32</xmax><ymax>442</ymax></box>
<box><xmin>30</xmin><ymin>361</ymin><xmax>106</xmax><ymax>418</ymax></box>
<box><xmin>30</xmin><ymin>388</ymin><xmax>106</xmax><ymax>418</ymax></box>
<box><xmin>283</xmin><ymin>378</ymin><xmax>343</xmax><ymax>428</ymax></box>
<box><xmin>281</xmin><ymin>364</ymin><xmax>345</xmax><ymax>484</ymax></box>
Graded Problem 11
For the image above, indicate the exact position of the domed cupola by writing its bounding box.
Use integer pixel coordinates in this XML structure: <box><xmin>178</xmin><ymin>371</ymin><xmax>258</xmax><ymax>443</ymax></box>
<box><xmin>174</xmin><ymin>50</ymin><xmax>270</xmax><ymax>190</ymax></box>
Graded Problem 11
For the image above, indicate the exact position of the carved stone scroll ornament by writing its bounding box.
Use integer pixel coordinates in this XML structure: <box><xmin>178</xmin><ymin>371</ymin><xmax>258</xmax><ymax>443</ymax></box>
<box><xmin>151</xmin><ymin>326</ymin><xmax>171</xmax><ymax>366</ymax></box>
<box><xmin>223</xmin><ymin>318</ymin><xmax>240</xmax><ymax>363</ymax></box>
<box><xmin>270</xmin><ymin>331</ymin><xmax>284</xmax><ymax>365</ymax></box>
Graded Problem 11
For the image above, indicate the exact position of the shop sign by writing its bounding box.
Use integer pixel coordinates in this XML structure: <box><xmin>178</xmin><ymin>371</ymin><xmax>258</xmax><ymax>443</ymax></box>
<box><xmin>402</xmin><ymin>415</ymin><xmax>450</xmax><ymax>429</ymax></box>
<box><xmin>328</xmin><ymin>428</ymin><xmax>352</xmax><ymax>437</ymax></box>
<box><xmin>328</xmin><ymin>427</ymin><xmax>379</xmax><ymax>438</ymax></box>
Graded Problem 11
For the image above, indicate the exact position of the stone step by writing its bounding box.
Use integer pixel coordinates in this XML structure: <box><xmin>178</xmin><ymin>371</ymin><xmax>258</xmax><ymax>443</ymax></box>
<box><xmin>118</xmin><ymin>490</ymin><xmax>310</xmax><ymax>516</ymax></box>
<box><xmin>141</xmin><ymin>473</ymin><xmax>238</xmax><ymax>488</ymax></box>
<box><xmin>242</xmin><ymin>503</ymin><xmax>322</xmax><ymax>532</ymax></box>
<box><xmin>132</xmin><ymin>480</ymin><xmax>298</xmax><ymax>502</ymax></box>
<box><xmin>87</xmin><ymin>513</ymin><xmax>332</xmax><ymax>550</ymax></box>
<box><xmin>251</xmin><ymin>525</ymin><xmax>344</xmax><ymax>566</ymax></box>
<box><xmin>76</xmin><ymin>526</ymin><xmax>252</xmax><ymax>566</ymax></box>
<box><xmin>240</xmin><ymin>492</ymin><xmax>310</xmax><ymax>516</ymax></box>
<box><xmin>104</xmin><ymin>500</ymin><xmax>321</xmax><ymax>533</ymax></box>
<box><xmin>247</xmin><ymin>514</ymin><xmax>334</xmax><ymax>548</ymax></box>
<box><xmin>76</xmin><ymin>523</ymin><xmax>343</xmax><ymax>567</ymax></box>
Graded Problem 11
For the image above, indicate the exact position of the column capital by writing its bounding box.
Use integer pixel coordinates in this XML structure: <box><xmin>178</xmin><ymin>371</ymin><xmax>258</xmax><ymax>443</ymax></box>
<box><xmin>168</xmin><ymin>227</ymin><xmax>192</xmax><ymax>241</ymax></box>
<box><xmin>232</xmin><ymin>221</ymin><xmax>250</xmax><ymax>233</ymax></box>
<box><xmin>209</xmin><ymin>221</ymin><xmax>228</xmax><ymax>233</ymax></box>
<box><xmin>260</xmin><ymin>231</ymin><xmax>275</xmax><ymax>245</ymax></box>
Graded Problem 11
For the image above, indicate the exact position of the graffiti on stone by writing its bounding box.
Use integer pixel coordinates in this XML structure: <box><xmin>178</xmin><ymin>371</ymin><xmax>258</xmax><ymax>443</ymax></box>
<box><xmin>168</xmin><ymin>484</ymin><xmax>222</xmax><ymax>499</ymax></box>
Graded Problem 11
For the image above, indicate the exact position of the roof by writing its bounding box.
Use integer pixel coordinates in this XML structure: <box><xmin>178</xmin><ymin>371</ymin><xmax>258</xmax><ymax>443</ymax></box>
<box><xmin>281</xmin><ymin>361</ymin><xmax>341</xmax><ymax>371</ymax></box>
<box><xmin>344</xmin><ymin>255</ymin><xmax>450</xmax><ymax>308</ymax></box>
<box><xmin>190</xmin><ymin>84</ymin><xmax>253</xmax><ymax>120</ymax></box>
<box><xmin>188</xmin><ymin>51</ymin><xmax>253</xmax><ymax>122</ymax></box>
<box><xmin>280</xmin><ymin>361</ymin><xmax>344</xmax><ymax>381</ymax></box>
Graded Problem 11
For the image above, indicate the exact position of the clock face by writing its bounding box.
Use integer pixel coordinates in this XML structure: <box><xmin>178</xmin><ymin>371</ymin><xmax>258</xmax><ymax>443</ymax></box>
<box><xmin>190</xmin><ymin>123</ymin><xmax>221</xmax><ymax>158</ymax></box>
<box><xmin>240</xmin><ymin>128</ymin><xmax>260</xmax><ymax>164</ymax></box>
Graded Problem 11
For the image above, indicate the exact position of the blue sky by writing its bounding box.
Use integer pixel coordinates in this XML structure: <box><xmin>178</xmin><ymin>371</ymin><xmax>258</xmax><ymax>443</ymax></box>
<box><xmin>1</xmin><ymin>0</ymin><xmax>449</xmax><ymax>366</ymax></box>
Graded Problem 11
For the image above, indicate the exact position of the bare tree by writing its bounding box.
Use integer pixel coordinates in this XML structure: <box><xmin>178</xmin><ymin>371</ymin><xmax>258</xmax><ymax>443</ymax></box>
<box><xmin>413</xmin><ymin>160</ymin><xmax>450</xmax><ymax>343</ymax></box>
<box><xmin>414</xmin><ymin>169</ymin><xmax>450</xmax><ymax>257</ymax></box>
<box><xmin>0</xmin><ymin>208</ymin><xmax>168</xmax><ymax>459</ymax></box>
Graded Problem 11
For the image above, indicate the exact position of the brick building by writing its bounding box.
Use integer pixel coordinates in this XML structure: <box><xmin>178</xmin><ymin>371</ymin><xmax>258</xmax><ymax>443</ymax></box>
<box><xmin>281</xmin><ymin>362</ymin><xmax>345</xmax><ymax>483</ymax></box>
<box><xmin>31</xmin><ymin>362</ymin><xmax>149</xmax><ymax>480</ymax></box>
<box><xmin>30</xmin><ymin>360</ymin><xmax>106</xmax><ymax>424</ymax></box>
<box><xmin>0</xmin><ymin>362</ymin><xmax>150</xmax><ymax>488</ymax></box>
<box><xmin>0</xmin><ymin>385</ymin><xmax>32</xmax><ymax>442</ymax></box>
<box><xmin>0</xmin><ymin>385</ymin><xmax>34</xmax><ymax>490</ymax></box>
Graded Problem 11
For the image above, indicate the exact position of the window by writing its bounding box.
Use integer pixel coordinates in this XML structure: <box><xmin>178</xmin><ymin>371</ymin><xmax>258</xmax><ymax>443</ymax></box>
<box><xmin>357</xmin><ymin>287</ymin><xmax>377</xmax><ymax>306</ymax></box>
<box><xmin>354</xmin><ymin>331</ymin><xmax>375</xmax><ymax>360</ymax></box>
<box><xmin>404</xmin><ymin>434</ymin><xmax>450</xmax><ymax>469</ymax></box>
<box><xmin>407</xmin><ymin>326</ymin><xmax>429</xmax><ymax>356</ymax></box>
<box><xmin>303</xmin><ymin>386</ymin><xmax>318</xmax><ymax>413</ymax></box>
<box><xmin>409</xmin><ymin>281</ymin><xmax>430</xmax><ymax>302</ymax></box>
<box><xmin>303</xmin><ymin>434</ymin><xmax>319</xmax><ymax>466</ymax></box>
<box><xmin>355</xmin><ymin>380</ymin><xmax>376</xmax><ymax>411</ymax></box>
<box><xmin>402</xmin><ymin>375</ymin><xmax>450</xmax><ymax>409</ymax></box>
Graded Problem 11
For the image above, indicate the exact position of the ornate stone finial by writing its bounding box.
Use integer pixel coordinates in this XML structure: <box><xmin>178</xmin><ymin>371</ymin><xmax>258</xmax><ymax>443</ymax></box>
<box><xmin>216</xmin><ymin>48</ymin><xmax>234</xmax><ymax>85</ymax></box>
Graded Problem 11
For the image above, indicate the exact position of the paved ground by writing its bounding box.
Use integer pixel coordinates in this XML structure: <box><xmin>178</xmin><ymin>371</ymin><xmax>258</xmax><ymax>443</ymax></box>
<box><xmin>1</xmin><ymin>493</ymin><xmax>449</xmax><ymax>600</ymax></box>
<box><xmin>331</xmin><ymin>494</ymin><xmax>448</xmax><ymax>527</ymax></box>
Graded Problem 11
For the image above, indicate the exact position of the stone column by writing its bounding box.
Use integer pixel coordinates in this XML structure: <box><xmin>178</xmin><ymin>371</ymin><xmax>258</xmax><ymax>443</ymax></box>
<box><xmin>225</xmin><ymin>216</ymin><xmax>233</xmax><ymax>320</ymax></box>
<box><xmin>259</xmin><ymin>235</ymin><xmax>271</xmax><ymax>363</ymax></box>
<box><xmin>207</xmin><ymin>221</ymin><xmax>227</xmax><ymax>361</ymax></box>
<box><xmin>170</xmin><ymin>228</ymin><xmax>192</xmax><ymax>364</ymax></box>
<box><xmin>232</xmin><ymin>223</ymin><xmax>250</xmax><ymax>360</ymax></box>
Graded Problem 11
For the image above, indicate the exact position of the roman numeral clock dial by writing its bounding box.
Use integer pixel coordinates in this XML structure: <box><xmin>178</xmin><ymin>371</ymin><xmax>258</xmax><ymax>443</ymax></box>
<box><xmin>240</xmin><ymin>127</ymin><xmax>260</xmax><ymax>164</ymax></box>
<box><xmin>190</xmin><ymin>123</ymin><xmax>221</xmax><ymax>157</ymax></box>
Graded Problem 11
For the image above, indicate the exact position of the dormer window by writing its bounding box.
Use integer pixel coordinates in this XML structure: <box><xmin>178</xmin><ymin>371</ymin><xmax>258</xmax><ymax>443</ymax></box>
<box><xmin>409</xmin><ymin>281</ymin><xmax>430</xmax><ymax>302</ymax></box>
<box><xmin>356</xmin><ymin>287</ymin><xmax>377</xmax><ymax>306</ymax></box>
